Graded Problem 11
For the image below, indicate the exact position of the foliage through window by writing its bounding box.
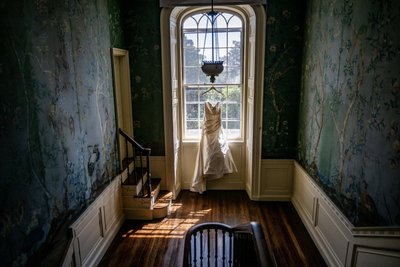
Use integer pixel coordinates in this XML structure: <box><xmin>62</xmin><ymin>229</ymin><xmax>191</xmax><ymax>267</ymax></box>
<box><xmin>182</xmin><ymin>11</ymin><xmax>243</xmax><ymax>139</ymax></box>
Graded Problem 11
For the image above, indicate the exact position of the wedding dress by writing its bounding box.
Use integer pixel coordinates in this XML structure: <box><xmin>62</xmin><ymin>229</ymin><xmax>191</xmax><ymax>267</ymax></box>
<box><xmin>191</xmin><ymin>101</ymin><xmax>237</xmax><ymax>193</ymax></box>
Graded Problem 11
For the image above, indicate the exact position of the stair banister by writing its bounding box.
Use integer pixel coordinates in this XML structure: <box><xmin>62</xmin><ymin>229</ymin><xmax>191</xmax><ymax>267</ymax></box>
<box><xmin>119</xmin><ymin>128</ymin><xmax>152</xmax><ymax>197</ymax></box>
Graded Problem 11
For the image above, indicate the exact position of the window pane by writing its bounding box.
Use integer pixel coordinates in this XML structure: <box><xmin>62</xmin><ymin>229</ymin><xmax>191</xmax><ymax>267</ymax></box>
<box><xmin>184</xmin><ymin>33</ymin><xmax>198</xmax><ymax>48</ymax></box>
<box><xmin>186</xmin><ymin>104</ymin><xmax>198</xmax><ymax>119</ymax></box>
<box><xmin>215</xmin><ymin>14</ymin><xmax>228</xmax><ymax>28</ymax></box>
<box><xmin>226</xmin><ymin>67</ymin><xmax>241</xmax><ymax>83</ymax></box>
<box><xmin>185</xmin><ymin>67</ymin><xmax>199</xmax><ymax>84</ymax></box>
<box><xmin>199</xmin><ymin>72</ymin><xmax>210</xmax><ymax>84</ymax></box>
<box><xmin>216</xmin><ymin>32</ymin><xmax>228</xmax><ymax>47</ymax></box>
<box><xmin>184</xmin><ymin>48</ymin><xmax>200</xmax><ymax>67</ymax></box>
<box><xmin>183</xmin><ymin>17</ymin><xmax>198</xmax><ymax>29</ymax></box>
<box><xmin>221</xmin><ymin>120</ymin><xmax>228</xmax><ymax>130</ymax></box>
<box><xmin>183</xmin><ymin>11</ymin><xmax>243</xmax><ymax>140</ymax></box>
<box><xmin>187</xmin><ymin>120</ymin><xmax>199</xmax><ymax>130</ymax></box>
<box><xmin>186</xmin><ymin>88</ymin><xmax>199</xmax><ymax>102</ymax></box>
<box><xmin>228</xmin><ymin>121</ymin><xmax>240</xmax><ymax>129</ymax></box>
<box><xmin>227</xmin><ymin>86</ymin><xmax>241</xmax><ymax>101</ymax></box>
<box><xmin>227</xmin><ymin>104</ymin><xmax>240</xmax><ymax>119</ymax></box>
<box><xmin>216</xmin><ymin>48</ymin><xmax>227</xmax><ymax>62</ymax></box>
<box><xmin>198</xmin><ymin>14</ymin><xmax>211</xmax><ymax>29</ymax></box>
<box><xmin>215</xmin><ymin>71</ymin><xmax>227</xmax><ymax>84</ymax></box>
<box><xmin>227</xmin><ymin>44</ymin><xmax>241</xmax><ymax>66</ymax></box>
<box><xmin>228</xmin><ymin>16</ymin><xmax>242</xmax><ymax>28</ymax></box>
<box><xmin>227</xmin><ymin>32</ymin><xmax>241</xmax><ymax>47</ymax></box>
<box><xmin>220</xmin><ymin>104</ymin><xmax>227</xmax><ymax>118</ymax></box>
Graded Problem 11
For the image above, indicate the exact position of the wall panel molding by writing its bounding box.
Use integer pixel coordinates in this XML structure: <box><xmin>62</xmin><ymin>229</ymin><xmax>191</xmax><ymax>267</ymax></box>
<box><xmin>255</xmin><ymin>159</ymin><xmax>293</xmax><ymax>201</ymax></box>
<box><xmin>63</xmin><ymin>175</ymin><xmax>124</xmax><ymax>267</ymax></box>
<box><xmin>292</xmin><ymin>161</ymin><xmax>400</xmax><ymax>267</ymax></box>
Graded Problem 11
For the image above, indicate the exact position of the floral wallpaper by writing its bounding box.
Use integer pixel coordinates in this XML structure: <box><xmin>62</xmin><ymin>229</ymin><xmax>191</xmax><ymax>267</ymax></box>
<box><xmin>262</xmin><ymin>0</ymin><xmax>305</xmax><ymax>158</ymax></box>
<box><xmin>298</xmin><ymin>0</ymin><xmax>400</xmax><ymax>227</ymax></box>
<box><xmin>122</xmin><ymin>0</ymin><xmax>165</xmax><ymax>155</ymax></box>
<box><xmin>0</xmin><ymin>0</ymin><xmax>122</xmax><ymax>265</ymax></box>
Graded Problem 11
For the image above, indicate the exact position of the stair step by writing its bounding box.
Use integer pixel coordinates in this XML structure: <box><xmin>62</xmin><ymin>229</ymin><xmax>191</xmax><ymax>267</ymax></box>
<box><xmin>122</xmin><ymin>178</ymin><xmax>161</xmax><ymax>210</ymax></box>
<box><xmin>123</xmin><ymin>180</ymin><xmax>172</xmax><ymax>220</ymax></box>
<box><xmin>139</xmin><ymin>178</ymin><xmax>161</xmax><ymax>198</ymax></box>
<box><xmin>121</xmin><ymin>157</ymin><xmax>134</xmax><ymax>171</ymax></box>
<box><xmin>123</xmin><ymin>167</ymin><xmax>147</xmax><ymax>185</ymax></box>
<box><xmin>153</xmin><ymin>190</ymin><xmax>173</xmax><ymax>219</ymax></box>
<box><xmin>121</xmin><ymin>167</ymin><xmax>149</xmax><ymax>197</ymax></box>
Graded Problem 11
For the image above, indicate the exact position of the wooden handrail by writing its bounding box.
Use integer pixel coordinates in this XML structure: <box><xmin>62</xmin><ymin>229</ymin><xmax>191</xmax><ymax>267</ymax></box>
<box><xmin>119</xmin><ymin>128</ymin><xmax>151</xmax><ymax>155</ymax></box>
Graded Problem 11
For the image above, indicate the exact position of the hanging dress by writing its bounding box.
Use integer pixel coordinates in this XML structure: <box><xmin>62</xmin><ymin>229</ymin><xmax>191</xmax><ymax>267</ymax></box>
<box><xmin>191</xmin><ymin>101</ymin><xmax>237</xmax><ymax>193</ymax></box>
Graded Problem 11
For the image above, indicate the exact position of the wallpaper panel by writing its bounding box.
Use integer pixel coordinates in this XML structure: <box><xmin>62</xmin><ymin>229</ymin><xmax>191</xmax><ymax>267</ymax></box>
<box><xmin>298</xmin><ymin>0</ymin><xmax>400</xmax><ymax>227</ymax></box>
<box><xmin>122</xmin><ymin>0</ymin><xmax>165</xmax><ymax>156</ymax></box>
<box><xmin>262</xmin><ymin>0</ymin><xmax>305</xmax><ymax>158</ymax></box>
<box><xmin>0</xmin><ymin>0</ymin><xmax>120</xmax><ymax>265</ymax></box>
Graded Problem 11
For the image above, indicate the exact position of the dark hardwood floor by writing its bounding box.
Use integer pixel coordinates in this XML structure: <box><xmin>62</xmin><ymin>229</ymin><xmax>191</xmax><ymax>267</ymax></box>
<box><xmin>99</xmin><ymin>190</ymin><xmax>327</xmax><ymax>267</ymax></box>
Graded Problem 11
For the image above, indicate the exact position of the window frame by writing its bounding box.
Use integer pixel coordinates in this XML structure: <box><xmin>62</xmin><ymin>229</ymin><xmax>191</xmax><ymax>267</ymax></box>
<box><xmin>180</xmin><ymin>8</ymin><xmax>245</xmax><ymax>142</ymax></box>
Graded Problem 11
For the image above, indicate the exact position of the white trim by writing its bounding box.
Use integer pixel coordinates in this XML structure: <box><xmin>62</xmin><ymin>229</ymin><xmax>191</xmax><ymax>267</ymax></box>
<box><xmin>111</xmin><ymin>48</ymin><xmax>134</xmax><ymax>167</ymax></box>
<box><xmin>244</xmin><ymin>4</ymin><xmax>266</xmax><ymax>201</ymax></box>
<box><xmin>161</xmin><ymin>8</ymin><xmax>175</xmax><ymax>196</ymax></box>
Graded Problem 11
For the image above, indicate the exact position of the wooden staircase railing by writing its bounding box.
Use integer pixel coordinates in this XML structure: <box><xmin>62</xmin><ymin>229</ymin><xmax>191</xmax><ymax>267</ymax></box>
<box><xmin>119</xmin><ymin>128</ymin><xmax>152</xmax><ymax>197</ymax></box>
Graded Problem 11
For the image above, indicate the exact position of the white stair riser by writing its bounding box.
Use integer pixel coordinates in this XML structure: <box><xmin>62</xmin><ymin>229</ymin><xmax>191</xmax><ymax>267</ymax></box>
<box><xmin>122</xmin><ymin>196</ymin><xmax>154</xmax><ymax>209</ymax></box>
<box><xmin>124</xmin><ymin>208</ymin><xmax>153</xmax><ymax>220</ymax></box>
<box><xmin>121</xmin><ymin>174</ymin><xmax>148</xmax><ymax>196</ymax></box>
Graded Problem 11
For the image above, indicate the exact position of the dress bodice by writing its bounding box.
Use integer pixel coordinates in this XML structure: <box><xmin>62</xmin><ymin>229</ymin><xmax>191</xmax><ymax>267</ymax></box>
<box><xmin>204</xmin><ymin>102</ymin><xmax>221</xmax><ymax>134</ymax></box>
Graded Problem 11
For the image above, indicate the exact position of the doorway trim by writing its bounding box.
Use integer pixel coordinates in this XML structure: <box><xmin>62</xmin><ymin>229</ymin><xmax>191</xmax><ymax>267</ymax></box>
<box><xmin>111</xmin><ymin>48</ymin><xmax>134</xmax><ymax>170</ymax></box>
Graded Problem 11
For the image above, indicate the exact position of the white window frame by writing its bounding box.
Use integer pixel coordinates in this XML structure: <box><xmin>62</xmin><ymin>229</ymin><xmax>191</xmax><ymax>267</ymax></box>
<box><xmin>181</xmin><ymin>9</ymin><xmax>245</xmax><ymax>141</ymax></box>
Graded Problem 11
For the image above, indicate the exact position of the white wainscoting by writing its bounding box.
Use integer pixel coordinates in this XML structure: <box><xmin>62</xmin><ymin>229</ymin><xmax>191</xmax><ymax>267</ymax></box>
<box><xmin>180</xmin><ymin>142</ymin><xmax>245</xmax><ymax>190</ymax></box>
<box><xmin>292</xmin><ymin>161</ymin><xmax>400</xmax><ymax>267</ymax></box>
<box><xmin>254</xmin><ymin>159</ymin><xmax>293</xmax><ymax>201</ymax></box>
<box><xmin>63</xmin><ymin>175</ymin><xmax>124</xmax><ymax>267</ymax></box>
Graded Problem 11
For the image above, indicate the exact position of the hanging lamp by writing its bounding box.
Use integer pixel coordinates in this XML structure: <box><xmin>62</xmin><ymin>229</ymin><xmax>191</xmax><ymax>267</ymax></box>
<box><xmin>201</xmin><ymin>0</ymin><xmax>223</xmax><ymax>83</ymax></box>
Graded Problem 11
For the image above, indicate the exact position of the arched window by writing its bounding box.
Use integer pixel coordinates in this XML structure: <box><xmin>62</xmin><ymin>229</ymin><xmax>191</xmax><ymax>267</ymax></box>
<box><xmin>161</xmin><ymin>5</ymin><xmax>266</xmax><ymax>197</ymax></box>
<box><xmin>182</xmin><ymin>11</ymin><xmax>243</xmax><ymax>140</ymax></box>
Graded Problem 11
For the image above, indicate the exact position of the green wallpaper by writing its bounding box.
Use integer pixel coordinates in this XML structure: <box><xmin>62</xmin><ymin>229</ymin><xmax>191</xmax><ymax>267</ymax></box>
<box><xmin>298</xmin><ymin>0</ymin><xmax>400</xmax><ymax>226</ymax></box>
<box><xmin>0</xmin><ymin>0</ymin><xmax>122</xmax><ymax>265</ymax></box>
<box><xmin>122</xmin><ymin>0</ymin><xmax>165</xmax><ymax>155</ymax></box>
<box><xmin>262</xmin><ymin>0</ymin><xmax>305</xmax><ymax>158</ymax></box>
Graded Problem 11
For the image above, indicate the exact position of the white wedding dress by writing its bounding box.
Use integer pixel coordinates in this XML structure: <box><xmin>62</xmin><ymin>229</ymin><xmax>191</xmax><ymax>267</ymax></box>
<box><xmin>191</xmin><ymin>102</ymin><xmax>237</xmax><ymax>193</ymax></box>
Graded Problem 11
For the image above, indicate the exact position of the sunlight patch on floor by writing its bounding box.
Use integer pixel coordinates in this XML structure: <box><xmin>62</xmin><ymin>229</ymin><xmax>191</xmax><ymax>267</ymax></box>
<box><xmin>121</xmin><ymin>208</ymin><xmax>212</xmax><ymax>239</ymax></box>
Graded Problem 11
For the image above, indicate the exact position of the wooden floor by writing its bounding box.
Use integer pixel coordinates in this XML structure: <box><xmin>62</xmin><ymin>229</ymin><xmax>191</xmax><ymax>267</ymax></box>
<box><xmin>99</xmin><ymin>190</ymin><xmax>327</xmax><ymax>267</ymax></box>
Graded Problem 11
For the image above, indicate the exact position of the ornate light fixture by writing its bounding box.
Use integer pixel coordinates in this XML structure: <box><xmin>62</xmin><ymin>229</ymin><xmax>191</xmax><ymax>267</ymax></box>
<box><xmin>201</xmin><ymin>0</ymin><xmax>223</xmax><ymax>83</ymax></box>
